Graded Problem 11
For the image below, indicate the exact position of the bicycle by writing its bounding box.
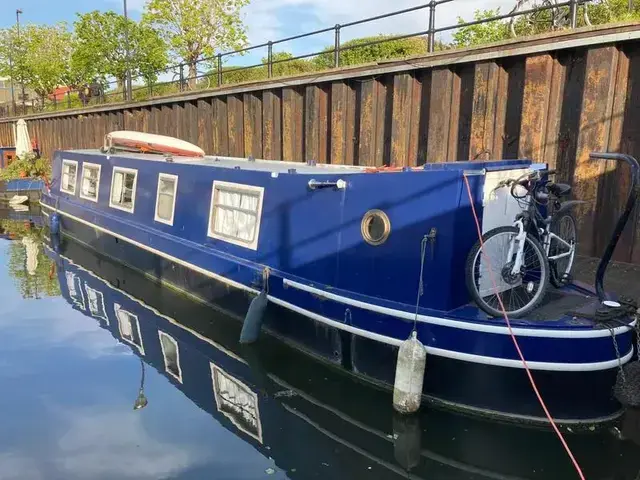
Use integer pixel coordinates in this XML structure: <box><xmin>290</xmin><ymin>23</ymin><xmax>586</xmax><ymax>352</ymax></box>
<box><xmin>508</xmin><ymin>0</ymin><xmax>591</xmax><ymax>38</ymax></box>
<box><xmin>465</xmin><ymin>168</ymin><xmax>581</xmax><ymax>318</ymax></box>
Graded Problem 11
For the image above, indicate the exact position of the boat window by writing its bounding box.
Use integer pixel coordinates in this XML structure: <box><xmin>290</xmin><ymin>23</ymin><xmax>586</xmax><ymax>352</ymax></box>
<box><xmin>109</xmin><ymin>167</ymin><xmax>138</xmax><ymax>213</ymax></box>
<box><xmin>211</xmin><ymin>363</ymin><xmax>263</xmax><ymax>443</ymax></box>
<box><xmin>158</xmin><ymin>331</ymin><xmax>182</xmax><ymax>382</ymax></box>
<box><xmin>154</xmin><ymin>173</ymin><xmax>178</xmax><ymax>226</ymax></box>
<box><xmin>85</xmin><ymin>285</ymin><xmax>108</xmax><ymax>324</ymax></box>
<box><xmin>65</xmin><ymin>271</ymin><xmax>85</xmax><ymax>310</ymax></box>
<box><xmin>80</xmin><ymin>162</ymin><xmax>101</xmax><ymax>202</ymax></box>
<box><xmin>61</xmin><ymin>160</ymin><xmax>78</xmax><ymax>195</ymax></box>
<box><xmin>361</xmin><ymin>210</ymin><xmax>391</xmax><ymax>246</ymax></box>
<box><xmin>115</xmin><ymin>303</ymin><xmax>144</xmax><ymax>355</ymax></box>
<box><xmin>207</xmin><ymin>181</ymin><xmax>264</xmax><ymax>250</ymax></box>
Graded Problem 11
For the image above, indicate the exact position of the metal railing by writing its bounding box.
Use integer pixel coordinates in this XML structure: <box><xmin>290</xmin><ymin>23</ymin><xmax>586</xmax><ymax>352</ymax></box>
<box><xmin>0</xmin><ymin>0</ymin><xmax>597</xmax><ymax>119</ymax></box>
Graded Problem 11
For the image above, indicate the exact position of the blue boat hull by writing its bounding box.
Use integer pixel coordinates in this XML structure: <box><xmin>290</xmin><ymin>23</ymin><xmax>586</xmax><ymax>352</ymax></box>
<box><xmin>47</xmin><ymin>211</ymin><xmax>629</xmax><ymax>426</ymax></box>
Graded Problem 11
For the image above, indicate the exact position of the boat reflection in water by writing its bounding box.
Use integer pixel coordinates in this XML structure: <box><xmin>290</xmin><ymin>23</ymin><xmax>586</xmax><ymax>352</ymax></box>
<box><xmin>45</xmin><ymin>236</ymin><xmax>640</xmax><ymax>480</ymax></box>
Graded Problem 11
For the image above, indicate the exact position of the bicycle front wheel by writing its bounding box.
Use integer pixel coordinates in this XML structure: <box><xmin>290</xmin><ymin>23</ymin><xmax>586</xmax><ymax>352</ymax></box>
<box><xmin>465</xmin><ymin>226</ymin><xmax>550</xmax><ymax>318</ymax></box>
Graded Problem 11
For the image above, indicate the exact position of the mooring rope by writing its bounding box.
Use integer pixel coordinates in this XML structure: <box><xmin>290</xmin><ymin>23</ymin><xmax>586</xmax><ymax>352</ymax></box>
<box><xmin>462</xmin><ymin>174</ymin><xmax>585</xmax><ymax>480</ymax></box>
<box><xmin>412</xmin><ymin>235</ymin><xmax>429</xmax><ymax>332</ymax></box>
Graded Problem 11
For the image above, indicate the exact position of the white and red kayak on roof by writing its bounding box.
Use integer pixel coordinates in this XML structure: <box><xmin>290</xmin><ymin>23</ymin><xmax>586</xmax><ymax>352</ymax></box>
<box><xmin>103</xmin><ymin>130</ymin><xmax>205</xmax><ymax>158</ymax></box>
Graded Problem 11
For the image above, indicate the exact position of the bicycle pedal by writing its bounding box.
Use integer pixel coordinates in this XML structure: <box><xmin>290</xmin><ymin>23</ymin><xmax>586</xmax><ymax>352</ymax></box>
<box><xmin>561</xmin><ymin>273</ymin><xmax>573</xmax><ymax>284</ymax></box>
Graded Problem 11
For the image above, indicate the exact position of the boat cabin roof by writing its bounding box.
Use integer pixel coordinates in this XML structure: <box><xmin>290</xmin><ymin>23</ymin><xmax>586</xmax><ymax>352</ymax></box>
<box><xmin>69</xmin><ymin>149</ymin><xmax>369</xmax><ymax>175</ymax></box>
<box><xmin>65</xmin><ymin>149</ymin><xmax>533</xmax><ymax>175</ymax></box>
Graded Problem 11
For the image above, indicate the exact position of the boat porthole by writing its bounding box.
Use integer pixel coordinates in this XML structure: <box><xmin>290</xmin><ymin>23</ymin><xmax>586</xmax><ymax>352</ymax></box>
<box><xmin>361</xmin><ymin>210</ymin><xmax>391</xmax><ymax>246</ymax></box>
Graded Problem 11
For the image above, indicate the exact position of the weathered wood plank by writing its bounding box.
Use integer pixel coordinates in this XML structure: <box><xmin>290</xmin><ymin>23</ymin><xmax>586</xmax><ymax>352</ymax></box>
<box><xmin>197</xmin><ymin>99</ymin><xmax>213</xmax><ymax>153</ymax></box>
<box><xmin>519</xmin><ymin>55</ymin><xmax>554</xmax><ymax>162</ymax></box>
<box><xmin>227</xmin><ymin>94</ymin><xmax>244</xmax><ymax>157</ymax></box>
<box><xmin>317</xmin><ymin>85</ymin><xmax>329</xmax><ymax>164</ymax></box>
<box><xmin>426</xmin><ymin>68</ymin><xmax>454</xmax><ymax>163</ymax></box>
<box><xmin>390</xmin><ymin>73</ymin><xmax>413</xmax><ymax>167</ymax></box>
<box><xmin>304</xmin><ymin>86</ymin><xmax>319</xmax><ymax>162</ymax></box>
<box><xmin>282</xmin><ymin>87</ymin><xmax>303</xmax><ymax>162</ymax></box>
<box><xmin>572</xmin><ymin>46</ymin><xmax>618</xmax><ymax>257</ymax></box>
<box><xmin>600</xmin><ymin>48</ymin><xmax>633</xmax><ymax>261</ymax></box>
<box><xmin>330</xmin><ymin>82</ymin><xmax>348</xmax><ymax>164</ymax></box>
<box><xmin>212</xmin><ymin>97</ymin><xmax>228</xmax><ymax>156</ymax></box>
<box><xmin>243</xmin><ymin>93</ymin><xmax>262</xmax><ymax>158</ymax></box>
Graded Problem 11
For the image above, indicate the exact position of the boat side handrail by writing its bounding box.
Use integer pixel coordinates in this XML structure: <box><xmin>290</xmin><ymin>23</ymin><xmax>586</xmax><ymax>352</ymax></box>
<box><xmin>588</xmin><ymin>152</ymin><xmax>640</xmax><ymax>302</ymax></box>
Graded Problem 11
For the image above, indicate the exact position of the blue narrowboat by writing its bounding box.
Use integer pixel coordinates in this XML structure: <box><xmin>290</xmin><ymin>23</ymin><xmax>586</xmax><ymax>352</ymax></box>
<box><xmin>40</xmin><ymin>132</ymin><xmax>638</xmax><ymax>426</ymax></box>
<box><xmin>44</xmin><ymin>238</ymin><xmax>637</xmax><ymax>479</ymax></box>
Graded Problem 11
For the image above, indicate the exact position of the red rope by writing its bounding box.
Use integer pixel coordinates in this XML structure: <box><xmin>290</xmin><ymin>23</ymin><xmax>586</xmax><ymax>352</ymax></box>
<box><xmin>462</xmin><ymin>174</ymin><xmax>586</xmax><ymax>480</ymax></box>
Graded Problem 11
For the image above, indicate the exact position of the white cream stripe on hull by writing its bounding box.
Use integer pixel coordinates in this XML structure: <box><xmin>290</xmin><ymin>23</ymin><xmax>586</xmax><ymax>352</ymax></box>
<box><xmin>41</xmin><ymin>202</ymin><xmax>635</xmax><ymax>371</ymax></box>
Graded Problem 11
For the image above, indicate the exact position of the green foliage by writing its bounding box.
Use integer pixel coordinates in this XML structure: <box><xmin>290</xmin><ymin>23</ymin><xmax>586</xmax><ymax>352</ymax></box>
<box><xmin>143</xmin><ymin>0</ymin><xmax>249</xmax><ymax>83</ymax></box>
<box><xmin>72</xmin><ymin>10</ymin><xmax>168</xmax><ymax>87</ymax></box>
<box><xmin>453</xmin><ymin>0</ymin><xmax>640</xmax><ymax>48</ymax></box>
<box><xmin>267</xmin><ymin>51</ymin><xmax>316</xmax><ymax>77</ymax></box>
<box><xmin>452</xmin><ymin>9</ymin><xmax>511</xmax><ymax>47</ymax></box>
<box><xmin>3</xmin><ymin>229</ymin><xmax>60</xmax><ymax>299</ymax></box>
<box><xmin>587</xmin><ymin>0</ymin><xmax>640</xmax><ymax>23</ymax></box>
<box><xmin>314</xmin><ymin>35</ymin><xmax>428</xmax><ymax>70</ymax></box>
<box><xmin>0</xmin><ymin>153</ymin><xmax>51</xmax><ymax>181</ymax></box>
<box><xmin>0</xmin><ymin>23</ymin><xmax>73</xmax><ymax>98</ymax></box>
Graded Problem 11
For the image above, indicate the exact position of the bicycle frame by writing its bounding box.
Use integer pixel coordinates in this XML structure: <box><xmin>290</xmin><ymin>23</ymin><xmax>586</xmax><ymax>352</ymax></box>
<box><xmin>505</xmin><ymin>176</ymin><xmax>575</xmax><ymax>276</ymax></box>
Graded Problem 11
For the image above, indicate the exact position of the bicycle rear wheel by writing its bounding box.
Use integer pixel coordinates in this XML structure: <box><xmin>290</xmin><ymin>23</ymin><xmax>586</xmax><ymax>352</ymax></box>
<box><xmin>465</xmin><ymin>226</ymin><xmax>550</xmax><ymax>318</ymax></box>
<box><xmin>549</xmin><ymin>212</ymin><xmax>577</xmax><ymax>287</ymax></box>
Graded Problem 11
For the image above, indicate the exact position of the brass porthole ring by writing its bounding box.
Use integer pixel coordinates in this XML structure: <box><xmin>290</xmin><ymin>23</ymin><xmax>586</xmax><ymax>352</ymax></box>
<box><xmin>361</xmin><ymin>209</ymin><xmax>391</xmax><ymax>246</ymax></box>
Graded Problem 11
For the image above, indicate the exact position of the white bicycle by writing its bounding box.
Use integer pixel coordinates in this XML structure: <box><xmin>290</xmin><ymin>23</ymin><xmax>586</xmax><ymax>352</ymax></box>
<box><xmin>465</xmin><ymin>168</ymin><xmax>580</xmax><ymax>317</ymax></box>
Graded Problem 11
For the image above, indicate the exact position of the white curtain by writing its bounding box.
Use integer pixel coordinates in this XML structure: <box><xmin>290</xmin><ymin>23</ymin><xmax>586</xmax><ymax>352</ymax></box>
<box><xmin>112</xmin><ymin>172</ymin><xmax>124</xmax><ymax>203</ymax></box>
<box><xmin>115</xmin><ymin>305</ymin><xmax>133</xmax><ymax>338</ymax></box>
<box><xmin>156</xmin><ymin>179</ymin><xmax>175</xmax><ymax>220</ymax></box>
<box><xmin>212</xmin><ymin>189</ymin><xmax>258</xmax><ymax>241</ymax></box>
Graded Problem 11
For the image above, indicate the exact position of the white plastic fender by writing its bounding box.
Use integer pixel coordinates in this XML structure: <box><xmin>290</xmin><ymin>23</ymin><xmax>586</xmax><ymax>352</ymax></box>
<box><xmin>393</xmin><ymin>330</ymin><xmax>426</xmax><ymax>414</ymax></box>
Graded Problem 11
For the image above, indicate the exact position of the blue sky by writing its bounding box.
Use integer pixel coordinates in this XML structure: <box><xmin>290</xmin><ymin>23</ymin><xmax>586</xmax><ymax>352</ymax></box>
<box><xmin>0</xmin><ymin>0</ymin><xmax>512</xmax><ymax>66</ymax></box>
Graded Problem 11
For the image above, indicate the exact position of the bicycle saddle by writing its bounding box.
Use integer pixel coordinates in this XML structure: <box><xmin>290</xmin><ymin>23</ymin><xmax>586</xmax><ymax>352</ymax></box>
<box><xmin>548</xmin><ymin>183</ymin><xmax>572</xmax><ymax>197</ymax></box>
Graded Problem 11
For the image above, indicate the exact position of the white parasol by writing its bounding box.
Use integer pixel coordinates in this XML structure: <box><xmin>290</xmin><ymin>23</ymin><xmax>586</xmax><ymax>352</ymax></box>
<box><xmin>15</xmin><ymin>119</ymin><xmax>31</xmax><ymax>158</ymax></box>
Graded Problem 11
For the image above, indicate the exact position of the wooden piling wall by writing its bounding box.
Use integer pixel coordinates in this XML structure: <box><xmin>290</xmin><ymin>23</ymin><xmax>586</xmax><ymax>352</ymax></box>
<box><xmin>2</xmin><ymin>23</ymin><xmax>640</xmax><ymax>261</ymax></box>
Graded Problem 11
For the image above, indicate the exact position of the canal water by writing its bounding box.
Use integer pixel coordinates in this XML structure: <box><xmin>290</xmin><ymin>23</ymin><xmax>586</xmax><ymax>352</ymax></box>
<box><xmin>1</xmin><ymin>210</ymin><xmax>640</xmax><ymax>480</ymax></box>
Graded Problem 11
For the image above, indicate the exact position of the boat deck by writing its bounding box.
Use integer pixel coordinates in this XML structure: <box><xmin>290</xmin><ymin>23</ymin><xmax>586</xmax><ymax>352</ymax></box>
<box><xmin>528</xmin><ymin>289</ymin><xmax>597</xmax><ymax>322</ymax></box>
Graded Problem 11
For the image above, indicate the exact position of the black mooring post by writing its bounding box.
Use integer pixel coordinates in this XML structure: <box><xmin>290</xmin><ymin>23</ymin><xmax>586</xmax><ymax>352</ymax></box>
<box><xmin>589</xmin><ymin>152</ymin><xmax>640</xmax><ymax>302</ymax></box>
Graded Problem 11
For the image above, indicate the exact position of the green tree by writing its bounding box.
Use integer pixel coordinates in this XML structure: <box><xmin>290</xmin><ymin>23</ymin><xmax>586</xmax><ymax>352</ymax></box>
<box><xmin>0</xmin><ymin>23</ymin><xmax>74</xmax><ymax>100</ymax></box>
<box><xmin>143</xmin><ymin>0</ymin><xmax>249</xmax><ymax>87</ymax></box>
<box><xmin>72</xmin><ymin>11</ymin><xmax>168</xmax><ymax>89</ymax></box>
<box><xmin>1</xmin><ymin>224</ymin><xmax>60</xmax><ymax>299</ymax></box>
<box><xmin>313</xmin><ymin>35</ymin><xmax>428</xmax><ymax>70</ymax></box>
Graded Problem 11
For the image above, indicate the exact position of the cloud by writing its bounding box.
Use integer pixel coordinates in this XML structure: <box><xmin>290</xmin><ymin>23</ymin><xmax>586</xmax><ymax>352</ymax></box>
<box><xmin>121</xmin><ymin>0</ymin><xmax>516</xmax><ymax>50</ymax></box>
<box><xmin>0</xmin><ymin>406</ymin><xmax>208</xmax><ymax>480</ymax></box>
<box><xmin>55</xmin><ymin>407</ymin><xmax>204</xmax><ymax>479</ymax></box>
<box><xmin>0</xmin><ymin>299</ymin><xmax>128</xmax><ymax>362</ymax></box>
<box><xmin>242</xmin><ymin>0</ymin><xmax>516</xmax><ymax>47</ymax></box>
<box><xmin>0</xmin><ymin>452</ymin><xmax>44</xmax><ymax>480</ymax></box>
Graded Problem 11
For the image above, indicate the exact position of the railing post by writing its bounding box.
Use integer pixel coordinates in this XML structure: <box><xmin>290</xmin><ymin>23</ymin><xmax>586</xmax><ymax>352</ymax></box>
<box><xmin>334</xmin><ymin>24</ymin><xmax>341</xmax><ymax>68</ymax></box>
<box><xmin>569</xmin><ymin>0</ymin><xmax>578</xmax><ymax>28</ymax></box>
<box><xmin>217</xmin><ymin>53</ymin><xmax>223</xmax><ymax>86</ymax></box>
<box><xmin>66</xmin><ymin>89</ymin><xmax>71</xmax><ymax>109</ymax></box>
<box><xmin>179</xmin><ymin>63</ymin><xmax>185</xmax><ymax>92</ymax></box>
<box><xmin>267</xmin><ymin>41</ymin><xmax>273</xmax><ymax>78</ymax></box>
<box><xmin>630</xmin><ymin>0</ymin><xmax>634</xmax><ymax>12</ymax></box>
<box><xmin>53</xmin><ymin>93</ymin><xmax>57</xmax><ymax>111</ymax></box>
<box><xmin>428</xmin><ymin>1</ymin><xmax>436</xmax><ymax>53</ymax></box>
